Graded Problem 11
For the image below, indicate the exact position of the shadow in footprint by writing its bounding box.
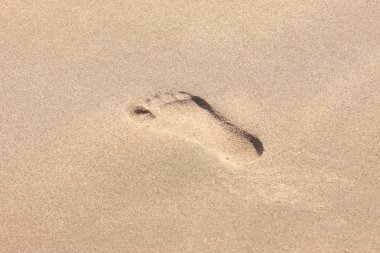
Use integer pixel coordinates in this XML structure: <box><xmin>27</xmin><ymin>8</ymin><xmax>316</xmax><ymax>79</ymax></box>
<box><xmin>187</xmin><ymin>93</ymin><xmax>264</xmax><ymax>156</ymax></box>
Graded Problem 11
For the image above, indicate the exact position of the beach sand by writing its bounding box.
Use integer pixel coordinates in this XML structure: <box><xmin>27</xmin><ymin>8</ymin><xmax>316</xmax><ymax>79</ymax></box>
<box><xmin>1</xmin><ymin>1</ymin><xmax>379</xmax><ymax>252</ymax></box>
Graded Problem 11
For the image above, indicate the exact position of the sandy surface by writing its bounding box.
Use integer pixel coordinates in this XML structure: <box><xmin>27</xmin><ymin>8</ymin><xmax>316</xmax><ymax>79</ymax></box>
<box><xmin>1</xmin><ymin>1</ymin><xmax>380</xmax><ymax>252</ymax></box>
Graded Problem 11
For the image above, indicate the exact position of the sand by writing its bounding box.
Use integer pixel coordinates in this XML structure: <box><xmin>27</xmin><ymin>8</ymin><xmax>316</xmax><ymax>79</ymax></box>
<box><xmin>1</xmin><ymin>1</ymin><xmax>379</xmax><ymax>252</ymax></box>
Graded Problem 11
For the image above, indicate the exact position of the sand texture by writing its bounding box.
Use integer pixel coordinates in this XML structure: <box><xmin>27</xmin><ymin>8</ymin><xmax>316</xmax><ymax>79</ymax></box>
<box><xmin>1</xmin><ymin>1</ymin><xmax>380</xmax><ymax>252</ymax></box>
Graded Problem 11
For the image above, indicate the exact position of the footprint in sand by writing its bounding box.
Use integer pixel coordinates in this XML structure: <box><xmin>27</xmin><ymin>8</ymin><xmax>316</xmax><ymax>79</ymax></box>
<box><xmin>128</xmin><ymin>91</ymin><xmax>264</xmax><ymax>165</ymax></box>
